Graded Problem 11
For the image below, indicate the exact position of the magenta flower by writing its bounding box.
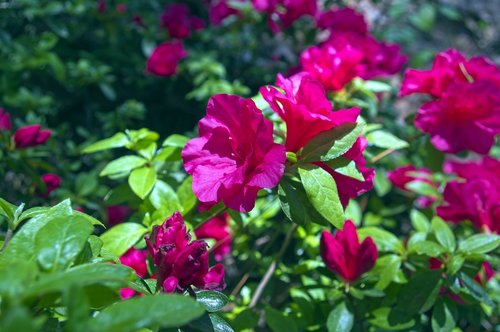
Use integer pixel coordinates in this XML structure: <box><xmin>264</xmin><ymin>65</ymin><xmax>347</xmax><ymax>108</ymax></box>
<box><xmin>315</xmin><ymin>7</ymin><xmax>368</xmax><ymax>35</ymax></box>
<box><xmin>107</xmin><ymin>205</ymin><xmax>132</xmax><ymax>226</ymax></box>
<box><xmin>209</xmin><ymin>0</ymin><xmax>240</xmax><ymax>26</ymax></box>
<box><xmin>437</xmin><ymin>157</ymin><xmax>500</xmax><ymax>233</ymax></box>
<box><xmin>319</xmin><ymin>138</ymin><xmax>375</xmax><ymax>208</ymax></box>
<box><xmin>195</xmin><ymin>213</ymin><xmax>231</xmax><ymax>261</ymax></box>
<box><xmin>252</xmin><ymin>0</ymin><xmax>317</xmax><ymax>32</ymax></box>
<box><xmin>161</xmin><ymin>4</ymin><xmax>204</xmax><ymax>38</ymax></box>
<box><xmin>146</xmin><ymin>42</ymin><xmax>188</xmax><ymax>77</ymax></box>
<box><xmin>119</xmin><ymin>248</ymin><xmax>149</xmax><ymax>299</ymax></box>
<box><xmin>388</xmin><ymin>165</ymin><xmax>437</xmax><ymax>207</ymax></box>
<box><xmin>13</xmin><ymin>124</ymin><xmax>51</xmax><ymax>148</ymax></box>
<box><xmin>261</xmin><ymin>73</ymin><xmax>360</xmax><ymax>152</ymax></box>
<box><xmin>182</xmin><ymin>94</ymin><xmax>286</xmax><ymax>212</ymax></box>
<box><xmin>0</xmin><ymin>108</ymin><xmax>11</xmax><ymax>131</ymax></box>
<box><xmin>145</xmin><ymin>212</ymin><xmax>225</xmax><ymax>293</ymax></box>
<box><xmin>41</xmin><ymin>173</ymin><xmax>61</xmax><ymax>196</ymax></box>
<box><xmin>415</xmin><ymin>80</ymin><xmax>500</xmax><ymax>154</ymax></box>
<box><xmin>321</xmin><ymin>220</ymin><xmax>378</xmax><ymax>282</ymax></box>
<box><xmin>400</xmin><ymin>49</ymin><xmax>500</xmax><ymax>98</ymax></box>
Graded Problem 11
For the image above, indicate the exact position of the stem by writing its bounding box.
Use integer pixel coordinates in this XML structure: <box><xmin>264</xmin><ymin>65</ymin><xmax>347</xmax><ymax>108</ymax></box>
<box><xmin>248</xmin><ymin>223</ymin><xmax>297</xmax><ymax>308</ymax></box>
<box><xmin>1</xmin><ymin>228</ymin><xmax>13</xmax><ymax>252</ymax></box>
<box><xmin>371</xmin><ymin>148</ymin><xmax>395</xmax><ymax>163</ymax></box>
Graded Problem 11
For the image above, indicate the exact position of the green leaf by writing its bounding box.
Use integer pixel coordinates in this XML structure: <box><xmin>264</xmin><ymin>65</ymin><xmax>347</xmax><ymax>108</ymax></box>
<box><xmin>162</xmin><ymin>134</ymin><xmax>189</xmax><ymax>147</ymax></box>
<box><xmin>64</xmin><ymin>286</ymin><xmax>91</xmax><ymax>332</ymax></box>
<box><xmin>410</xmin><ymin>241</ymin><xmax>446</xmax><ymax>257</ymax></box>
<box><xmin>369</xmin><ymin>307</ymin><xmax>414</xmax><ymax>331</ymax></box>
<box><xmin>0</xmin><ymin>306</ymin><xmax>40</xmax><ymax>332</ymax></box>
<box><xmin>298</xmin><ymin>165</ymin><xmax>344</xmax><ymax>229</ymax></box>
<box><xmin>265</xmin><ymin>307</ymin><xmax>298</xmax><ymax>332</ymax></box>
<box><xmin>88</xmin><ymin>294</ymin><xmax>205</xmax><ymax>332</ymax></box>
<box><xmin>74</xmin><ymin>210</ymin><xmax>105</xmax><ymax>228</ymax></box>
<box><xmin>431</xmin><ymin>217</ymin><xmax>456</xmax><ymax>253</ymax></box>
<box><xmin>373</xmin><ymin>170</ymin><xmax>391</xmax><ymax>196</ymax></box>
<box><xmin>100</xmin><ymin>156</ymin><xmax>147</xmax><ymax>177</ymax></box>
<box><xmin>24</xmin><ymin>263</ymin><xmax>134</xmax><ymax>298</ymax></box>
<box><xmin>447</xmin><ymin>254</ymin><xmax>464</xmax><ymax>275</ymax></box>
<box><xmin>374</xmin><ymin>255</ymin><xmax>401</xmax><ymax>290</ymax></box>
<box><xmin>301</xmin><ymin>122</ymin><xmax>362</xmax><ymax>162</ymax></box>
<box><xmin>16</xmin><ymin>207</ymin><xmax>50</xmax><ymax>224</ymax></box>
<box><xmin>459</xmin><ymin>272</ymin><xmax>494</xmax><ymax>306</ymax></box>
<box><xmin>177</xmin><ymin>176</ymin><xmax>197</xmax><ymax>215</ymax></box>
<box><xmin>128</xmin><ymin>166</ymin><xmax>157</xmax><ymax>199</ymax></box>
<box><xmin>431</xmin><ymin>300</ymin><xmax>456</xmax><ymax>332</ymax></box>
<box><xmin>0</xmin><ymin>198</ymin><xmax>16</xmax><ymax>227</ymax></box>
<box><xmin>406</xmin><ymin>181</ymin><xmax>438</xmax><ymax>196</ymax></box>
<box><xmin>149</xmin><ymin>180</ymin><xmax>182</xmax><ymax>213</ymax></box>
<box><xmin>365</xmin><ymin>131</ymin><xmax>409</xmax><ymax>150</ymax></box>
<box><xmin>410</xmin><ymin>209</ymin><xmax>430</xmax><ymax>233</ymax></box>
<box><xmin>410</xmin><ymin>3</ymin><xmax>436</xmax><ymax>32</ymax></box>
<box><xmin>331</xmin><ymin>160</ymin><xmax>364</xmax><ymax>181</ymax></box>
<box><xmin>458</xmin><ymin>234</ymin><xmax>500</xmax><ymax>254</ymax></box>
<box><xmin>391</xmin><ymin>270</ymin><xmax>442</xmax><ymax>321</ymax></box>
<box><xmin>100</xmin><ymin>223</ymin><xmax>147</xmax><ymax>257</ymax></box>
<box><xmin>327</xmin><ymin>302</ymin><xmax>354</xmax><ymax>332</ymax></box>
<box><xmin>35</xmin><ymin>217</ymin><xmax>94</xmax><ymax>271</ymax></box>
<box><xmin>196</xmin><ymin>291</ymin><xmax>229</xmax><ymax>312</ymax></box>
<box><xmin>358</xmin><ymin>227</ymin><xmax>403</xmax><ymax>253</ymax></box>
<box><xmin>363</xmin><ymin>80</ymin><xmax>392</xmax><ymax>93</ymax></box>
<box><xmin>82</xmin><ymin>133</ymin><xmax>129</xmax><ymax>154</ymax></box>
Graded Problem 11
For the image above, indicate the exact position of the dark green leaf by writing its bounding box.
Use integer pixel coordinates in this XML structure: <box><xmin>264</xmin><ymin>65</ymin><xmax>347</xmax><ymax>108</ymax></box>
<box><xmin>265</xmin><ymin>307</ymin><xmax>298</xmax><ymax>332</ymax></box>
<box><xmin>431</xmin><ymin>299</ymin><xmax>456</xmax><ymax>332</ymax></box>
<box><xmin>196</xmin><ymin>291</ymin><xmax>229</xmax><ymax>312</ymax></box>
<box><xmin>459</xmin><ymin>272</ymin><xmax>494</xmax><ymax>306</ymax></box>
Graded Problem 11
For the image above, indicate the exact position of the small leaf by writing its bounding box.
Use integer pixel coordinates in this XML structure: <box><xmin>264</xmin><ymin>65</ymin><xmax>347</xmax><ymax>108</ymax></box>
<box><xmin>265</xmin><ymin>307</ymin><xmax>298</xmax><ymax>332</ymax></box>
<box><xmin>431</xmin><ymin>217</ymin><xmax>456</xmax><ymax>253</ymax></box>
<box><xmin>82</xmin><ymin>133</ymin><xmax>129</xmax><ymax>154</ymax></box>
<box><xmin>128</xmin><ymin>166</ymin><xmax>157</xmax><ymax>199</ymax></box>
<box><xmin>298</xmin><ymin>165</ymin><xmax>344</xmax><ymax>229</ymax></box>
<box><xmin>410</xmin><ymin>209</ymin><xmax>430</xmax><ymax>233</ymax></box>
<box><xmin>431</xmin><ymin>299</ymin><xmax>456</xmax><ymax>332</ymax></box>
<box><xmin>196</xmin><ymin>291</ymin><xmax>229</xmax><ymax>313</ymax></box>
<box><xmin>410</xmin><ymin>241</ymin><xmax>446</xmax><ymax>257</ymax></box>
<box><xmin>374</xmin><ymin>255</ymin><xmax>401</xmax><ymax>290</ymax></box>
<box><xmin>459</xmin><ymin>272</ymin><xmax>494</xmax><ymax>306</ymax></box>
<box><xmin>177</xmin><ymin>177</ymin><xmax>197</xmax><ymax>215</ymax></box>
<box><xmin>358</xmin><ymin>227</ymin><xmax>403</xmax><ymax>253</ymax></box>
<box><xmin>366</xmin><ymin>130</ymin><xmax>409</xmax><ymax>150</ymax></box>
<box><xmin>100</xmin><ymin>223</ymin><xmax>147</xmax><ymax>257</ymax></box>
<box><xmin>162</xmin><ymin>134</ymin><xmax>189</xmax><ymax>147</ymax></box>
<box><xmin>149</xmin><ymin>180</ymin><xmax>182</xmax><ymax>213</ymax></box>
<box><xmin>301</xmin><ymin>122</ymin><xmax>362</xmax><ymax>162</ymax></box>
<box><xmin>458</xmin><ymin>234</ymin><xmax>500</xmax><ymax>254</ymax></box>
<box><xmin>327</xmin><ymin>302</ymin><xmax>354</xmax><ymax>332</ymax></box>
<box><xmin>100</xmin><ymin>156</ymin><xmax>147</xmax><ymax>177</ymax></box>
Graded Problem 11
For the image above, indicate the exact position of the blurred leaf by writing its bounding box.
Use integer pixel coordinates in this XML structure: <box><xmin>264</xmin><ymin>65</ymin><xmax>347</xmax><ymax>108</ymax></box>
<box><xmin>410</xmin><ymin>3</ymin><xmax>436</xmax><ymax>32</ymax></box>
<box><xmin>459</xmin><ymin>272</ymin><xmax>494</xmax><ymax>306</ymax></box>
<box><xmin>366</xmin><ymin>131</ymin><xmax>408</xmax><ymax>150</ymax></box>
<box><xmin>82</xmin><ymin>133</ymin><xmax>129</xmax><ymax>154</ymax></box>
<box><xmin>458</xmin><ymin>234</ymin><xmax>500</xmax><ymax>255</ymax></box>
<box><xmin>265</xmin><ymin>307</ymin><xmax>298</xmax><ymax>332</ymax></box>
<box><xmin>431</xmin><ymin>217</ymin><xmax>455</xmax><ymax>253</ymax></box>
<box><xmin>327</xmin><ymin>302</ymin><xmax>353</xmax><ymax>332</ymax></box>
<box><xmin>410</xmin><ymin>209</ymin><xmax>430</xmax><ymax>233</ymax></box>
<box><xmin>100</xmin><ymin>156</ymin><xmax>147</xmax><ymax>177</ymax></box>
<box><xmin>431</xmin><ymin>299</ymin><xmax>456</xmax><ymax>332</ymax></box>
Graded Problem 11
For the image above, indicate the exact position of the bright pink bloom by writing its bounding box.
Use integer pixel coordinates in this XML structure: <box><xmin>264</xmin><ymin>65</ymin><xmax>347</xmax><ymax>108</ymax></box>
<box><xmin>97</xmin><ymin>0</ymin><xmax>106</xmax><ymax>13</ymax></box>
<box><xmin>400</xmin><ymin>49</ymin><xmax>500</xmax><ymax>98</ymax></box>
<box><xmin>107</xmin><ymin>205</ymin><xmax>132</xmax><ymax>226</ymax></box>
<box><xmin>41</xmin><ymin>173</ymin><xmax>61</xmax><ymax>196</ymax></box>
<box><xmin>321</xmin><ymin>220</ymin><xmax>378</xmax><ymax>282</ymax></box>
<box><xmin>300</xmin><ymin>43</ymin><xmax>364</xmax><ymax>91</ymax></box>
<box><xmin>146</xmin><ymin>42</ymin><xmax>188</xmax><ymax>77</ymax></box>
<box><xmin>145</xmin><ymin>212</ymin><xmax>225</xmax><ymax>293</ymax></box>
<box><xmin>118</xmin><ymin>248</ymin><xmax>148</xmax><ymax>299</ymax></box>
<box><xmin>182</xmin><ymin>94</ymin><xmax>286</xmax><ymax>212</ymax></box>
<box><xmin>161</xmin><ymin>4</ymin><xmax>204</xmax><ymax>38</ymax></box>
<box><xmin>388</xmin><ymin>165</ymin><xmax>437</xmax><ymax>207</ymax></box>
<box><xmin>319</xmin><ymin>138</ymin><xmax>375</xmax><ymax>208</ymax></box>
<box><xmin>209</xmin><ymin>0</ymin><xmax>240</xmax><ymax>26</ymax></box>
<box><xmin>195</xmin><ymin>213</ymin><xmax>231</xmax><ymax>261</ymax></box>
<box><xmin>252</xmin><ymin>0</ymin><xmax>317</xmax><ymax>32</ymax></box>
<box><xmin>437</xmin><ymin>157</ymin><xmax>500</xmax><ymax>233</ymax></box>
<box><xmin>13</xmin><ymin>124</ymin><xmax>51</xmax><ymax>148</ymax></box>
<box><xmin>0</xmin><ymin>108</ymin><xmax>11</xmax><ymax>131</ymax></box>
<box><xmin>316</xmin><ymin>7</ymin><xmax>368</xmax><ymax>35</ymax></box>
<box><xmin>261</xmin><ymin>73</ymin><xmax>360</xmax><ymax>152</ymax></box>
<box><xmin>116</xmin><ymin>3</ymin><xmax>126</xmax><ymax>14</ymax></box>
<box><xmin>415</xmin><ymin>81</ymin><xmax>500</xmax><ymax>154</ymax></box>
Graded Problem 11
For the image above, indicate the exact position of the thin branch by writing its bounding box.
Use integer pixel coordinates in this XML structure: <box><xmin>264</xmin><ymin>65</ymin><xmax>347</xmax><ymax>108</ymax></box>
<box><xmin>371</xmin><ymin>148</ymin><xmax>395</xmax><ymax>163</ymax></box>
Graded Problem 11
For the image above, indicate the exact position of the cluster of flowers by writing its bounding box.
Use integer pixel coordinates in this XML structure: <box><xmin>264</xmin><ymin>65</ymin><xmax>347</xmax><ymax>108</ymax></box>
<box><xmin>0</xmin><ymin>108</ymin><xmax>60</xmax><ymax>196</ymax></box>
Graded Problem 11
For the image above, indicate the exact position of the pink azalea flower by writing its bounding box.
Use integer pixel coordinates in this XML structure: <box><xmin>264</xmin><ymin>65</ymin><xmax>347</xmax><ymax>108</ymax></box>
<box><xmin>146</xmin><ymin>42</ymin><xmax>188</xmax><ymax>77</ymax></box>
<box><xmin>415</xmin><ymin>80</ymin><xmax>500</xmax><ymax>154</ymax></box>
<box><xmin>40</xmin><ymin>173</ymin><xmax>61</xmax><ymax>196</ymax></box>
<box><xmin>261</xmin><ymin>73</ymin><xmax>360</xmax><ymax>152</ymax></box>
<box><xmin>209</xmin><ymin>0</ymin><xmax>240</xmax><ymax>26</ymax></box>
<box><xmin>437</xmin><ymin>157</ymin><xmax>500</xmax><ymax>233</ymax></box>
<box><xmin>315</xmin><ymin>7</ymin><xmax>368</xmax><ymax>35</ymax></box>
<box><xmin>321</xmin><ymin>220</ymin><xmax>378</xmax><ymax>282</ymax></box>
<box><xmin>0</xmin><ymin>108</ymin><xmax>11</xmax><ymax>131</ymax></box>
<box><xmin>13</xmin><ymin>124</ymin><xmax>51</xmax><ymax>148</ymax></box>
<box><xmin>318</xmin><ymin>138</ymin><xmax>375</xmax><ymax>208</ymax></box>
<box><xmin>118</xmin><ymin>248</ymin><xmax>148</xmax><ymax>299</ymax></box>
<box><xmin>182</xmin><ymin>94</ymin><xmax>286</xmax><ymax>212</ymax></box>
<box><xmin>195</xmin><ymin>213</ymin><xmax>231</xmax><ymax>261</ymax></box>
<box><xmin>107</xmin><ymin>205</ymin><xmax>132</xmax><ymax>226</ymax></box>
<box><xmin>400</xmin><ymin>49</ymin><xmax>500</xmax><ymax>98</ymax></box>
<box><xmin>388</xmin><ymin>165</ymin><xmax>437</xmax><ymax>207</ymax></box>
<box><xmin>252</xmin><ymin>0</ymin><xmax>317</xmax><ymax>32</ymax></box>
<box><xmin>160</xmin><ymin>4</ymin><xmax>204</xmax><ymax>38</ymax></box>
<box><xmin>145</xmin><ymin>212</ymin><xmax>225</xmax><ymax>293</ymax></box>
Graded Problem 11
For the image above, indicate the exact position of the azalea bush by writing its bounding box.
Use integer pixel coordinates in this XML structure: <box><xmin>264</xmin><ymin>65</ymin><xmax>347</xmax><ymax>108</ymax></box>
<box><xmin>1</xmin><ymin>1</ymin><xmax>499</xmax><ymax>331</ymax></box>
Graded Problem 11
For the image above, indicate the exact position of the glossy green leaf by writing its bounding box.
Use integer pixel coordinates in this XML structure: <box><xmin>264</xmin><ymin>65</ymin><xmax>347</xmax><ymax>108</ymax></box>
<box><xmin>82</xmin><ymin>133</ymin><xmax>129</xmax><ymax>153</ymax></box>
<box><xmin>458</xmin><ymin>234</ymin><xmax>500</xmax><ymax>254</ymax></box>
<box><xmin>149</xmin><ymin>180</ymin><xmax>182</xmax><ymax>213</ymax></box>
<box><xmin>88</xmin><ymin>294</ymin><xmax>205</xmax><ymax>332</ymax></box>
<box><xmin>196</xmin><ymin>291</ymin><xmax>229</xmax><ymax>312</ymax></box>
<box><xmin>301</xmin><ymin>122</ymin><xmax>362</xmax><ymax>162</ymax></box>
<box><xmin>298</xmin><ymin>165</ymin><xmax>344</xmax><ymax>229</ymax></box>
<box><xmin>374</xmin><ymin>255</ymin><xmax>401</xmax><ymax>290</ymax></box>
<box><xmin>365</xmin><ymin>130</ymin><xmax>409</xmax><ymax>150</ymax></box>
<box><xmin>100</xmin><ymin>222</ymin><xmax>147</xmax><ymax>257</ymax></box>
<box><xmin>35</xmin><ymin>216</ymin><xmax>93</xmax><ymax>271</ymax></box>
<box><xmin>128</xmin><ymin>166</ymin><xmax>157</xmax><ymax>199</ymax></box>
<box><xmin>410</xmin><ymin>241</ymin><xmax>446</xmax><ymax>257</ymax></box>
<box><xmin>431</xmin><ymin>217</ymin><xmax>456</xmax><ymax>253</ymax></box>
<box><xmin>410</xmin><ymin>209</ymin><xmax>430</xmax><ymax>233</ymax></box>
<box><xmin>177</xmin><ymin>176</ymin><xmax>197</xmax><ymax>215</ymax></box>
<box><xmin>358</xmin><ymin>227</ymin><xmax>403</xmax><ymax>253</ymax></box>
<box><xmin>100</xmin><ymin>156</ymin><xmax>147</xmax><ymax>177</ymax></box>
<box><xmin>327</xmin><ymin>302</ymin><xmax>354</xmax><ymax>332</ymax></box>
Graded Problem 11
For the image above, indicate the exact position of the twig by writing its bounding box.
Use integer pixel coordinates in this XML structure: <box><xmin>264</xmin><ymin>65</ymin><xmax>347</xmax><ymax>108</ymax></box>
<box><xmin>248</xmin><ymin>223</ymin><xmax>297</xmax><ymax>308</ymax></box>
<box><xmin>1</xmin><ymin>228</ymin><xmax>13</xmax><ymax>252</ymax></box>
<box><xmin>371</xmin><ymin>148</ymin><xmax>395</xmax><ymax>163</ymax></box>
